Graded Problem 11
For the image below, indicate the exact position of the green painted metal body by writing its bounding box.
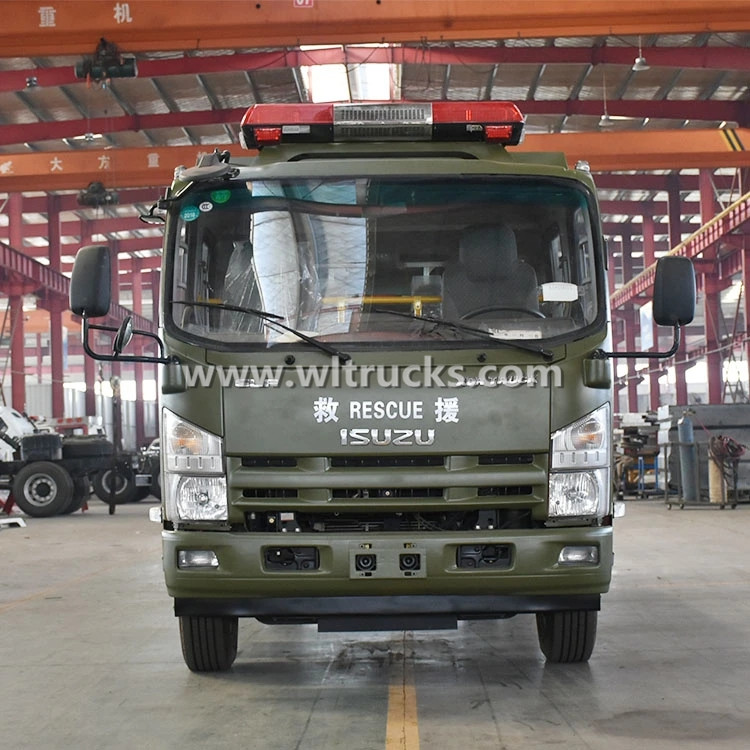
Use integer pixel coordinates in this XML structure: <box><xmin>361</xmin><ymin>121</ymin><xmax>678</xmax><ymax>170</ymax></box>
<box><xmin>159</xmin><ymin>140</ymin><xmax>614</xmax><ymax>619</ymax></box>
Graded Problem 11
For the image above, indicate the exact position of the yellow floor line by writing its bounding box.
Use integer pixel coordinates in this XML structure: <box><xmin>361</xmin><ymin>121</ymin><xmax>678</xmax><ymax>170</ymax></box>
<box><xmin>385</xmin><ymin>635</ymin><xmax>420</xmax><ymax>750</ymax></box>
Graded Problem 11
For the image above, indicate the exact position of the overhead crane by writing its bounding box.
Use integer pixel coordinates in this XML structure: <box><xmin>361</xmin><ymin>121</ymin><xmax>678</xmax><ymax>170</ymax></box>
<box><xmin>1</xmin><ymin>1</ymin><xmax>749</xmax><ymax>56</ymax></box>
<box><xmin>2</xmin><ymin>43</ymin><xmax>750</xmax><ymax>96</ymax></box>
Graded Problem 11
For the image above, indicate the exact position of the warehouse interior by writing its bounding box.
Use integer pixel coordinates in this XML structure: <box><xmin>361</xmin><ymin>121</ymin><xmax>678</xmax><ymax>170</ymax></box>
<box><xmin>1</xmin><ymin>3</ymin><xmax>750</xmax><ymax>749</ymax></box>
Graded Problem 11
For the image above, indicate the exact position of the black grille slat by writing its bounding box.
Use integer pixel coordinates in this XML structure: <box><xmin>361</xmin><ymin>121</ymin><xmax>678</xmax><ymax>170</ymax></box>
<box><xmin>478</xmin><ymin>454</ymin><xmax>534</xmax><ymax>465</ymax></box>
<box><xmin>331</xmin><ymin>488</ymin><xmax>444</xmax><ymax>499</ymax></box>
<box><xmin>330</xmin><ymin>455</ymin><xmax>445</xmax><ymax>468</ymax></box>
<box><xmin>242</xmin><ymin>457</ymin><xmax>298</xmax><ymax>468</ymax></box>
<box><xmin>478</xmin><ymin>486</ymin><xmax>533</xmax><ymax>497</ymax></box>
<box><xmin>242</xmin><ymin>489</ymin><xmax>298</xmax><ymax>499</ymax></box>
<box><xmin>238</xmin><ymin>454</ymin><xmax>535</xmax><ymax>469</ymax></box>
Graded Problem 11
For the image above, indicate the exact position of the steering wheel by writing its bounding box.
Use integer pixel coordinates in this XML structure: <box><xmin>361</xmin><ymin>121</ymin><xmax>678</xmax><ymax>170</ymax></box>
<box><xmin>461</xmin><ymin>305</ymin><xmax>545</xmax><ymax>320</ymax></box>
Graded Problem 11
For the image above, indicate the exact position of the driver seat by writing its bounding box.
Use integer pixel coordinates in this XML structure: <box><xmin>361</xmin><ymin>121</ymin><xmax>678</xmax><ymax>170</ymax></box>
<box><xmin>442</xmin><ymin>224</ymin><xmax>539</xmax><ymax>319</ymax></box>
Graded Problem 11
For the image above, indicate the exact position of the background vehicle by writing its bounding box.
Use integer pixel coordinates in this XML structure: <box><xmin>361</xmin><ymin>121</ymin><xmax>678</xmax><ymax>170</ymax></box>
<box><xmin>91</xmin><ymin>439</ymin><xmax>160</xmax><ymax>504</ymax></box>
<box><xmin>0</xmin><ymin>405</ymin><xmax>114</xmax><ymax>517</ymax></box>
<box><xmin>70</xmin><ymin>101</ymin><xmax>694</xmax><ymax>671</ymax></box>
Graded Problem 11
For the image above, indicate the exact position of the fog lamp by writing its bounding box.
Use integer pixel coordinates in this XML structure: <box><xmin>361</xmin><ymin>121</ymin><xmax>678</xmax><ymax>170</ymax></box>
<box><xmin>558</xmin><ymin>545</ymin><xmax>599</xmax><ymax>565</ymax></box>
<box><xmin>178</xmin><ymin>550</ymin><xmax>219</xmax><ymax>569</ymax></box>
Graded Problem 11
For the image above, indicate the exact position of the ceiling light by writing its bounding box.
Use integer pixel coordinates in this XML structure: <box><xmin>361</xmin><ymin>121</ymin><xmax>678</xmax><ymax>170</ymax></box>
<box><xmin>632</xmin><ymin>36</ymin><xmax>650</xmax><ymax>72</ymax></box>
<box><xmin>599</xmin><ymin>67</ymin><xmax>613</xmax><ymax>128</ymax></box>
<box><xmin>70</xmin><ymin>132</ymin><xmax>104</xmax><ymax>141</ymax></box>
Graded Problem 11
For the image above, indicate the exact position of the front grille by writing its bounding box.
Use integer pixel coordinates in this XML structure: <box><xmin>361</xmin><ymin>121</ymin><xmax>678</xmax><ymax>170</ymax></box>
<box><xmin>231</xmin><ymin>451</ymin><xmax>546</xmax><ymax>513</ymax></box>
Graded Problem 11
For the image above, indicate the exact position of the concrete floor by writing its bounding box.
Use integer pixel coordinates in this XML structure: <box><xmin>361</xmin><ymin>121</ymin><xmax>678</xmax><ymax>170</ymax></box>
<box><xmin>1</xmin><ymin>499</ymin><xmax>750</xmax><ymax>750</ymax></box>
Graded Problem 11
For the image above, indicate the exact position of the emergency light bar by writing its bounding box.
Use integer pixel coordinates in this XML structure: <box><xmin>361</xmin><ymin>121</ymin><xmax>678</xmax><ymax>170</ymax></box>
<box><xmin>240</xmin><ymin>102</ymin><xmax>525</xmax><ymax>149</ymax></box>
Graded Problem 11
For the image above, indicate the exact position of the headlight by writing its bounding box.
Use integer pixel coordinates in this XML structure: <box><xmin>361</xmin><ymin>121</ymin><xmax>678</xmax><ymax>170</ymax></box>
<box><xmin>163</xmin><ymin>409</ymin><xmax>227</xmax><ymax>522</ymax></box>
<box><xmin>549</xmin><ymin>404</ymin><xmax>610</xmax><ymax>518</ymax></box>
<box><xmin>549</xmin><ymin>468</ymin><xmax>608</xmax><ymax>518</ymax></box>
<box><xmin>167</xmin><ymin>475</ymin><xmax>228</xmax><ymax>521</ymax></box>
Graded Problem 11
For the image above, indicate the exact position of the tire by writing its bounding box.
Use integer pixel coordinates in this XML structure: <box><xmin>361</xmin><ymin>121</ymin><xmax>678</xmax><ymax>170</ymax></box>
<box><xmin>11</xmin><ymin>461</ymin><xmax>75</xmax><ymax>518</ymax></box>
<box><xmin>179</xmin><ymin>615</ymin><xmax>238</xmax><ymax>672</ymax></box>
<box><xmin>62</xmin><ymin>475</ymin><xmax>91</xmax><ymax>514</ymax></box>
<box><xmin>536</xmin><ymin>610</ymin><xmax>598</xmax><ymax>663</ymax></box>
<box><xmin>150</xmin><ymin>469</ymin><xmax>161</xmax><ymax>500</ymax></box>
<box><xmin>93</xmin><ymin>466</ymin><xmax>138</xmax><ymax>505</ymax></box>
<box><xmin>61</xmin><ymin>436</ymin><xmax>114</xmax><ymax>459</ymax></box>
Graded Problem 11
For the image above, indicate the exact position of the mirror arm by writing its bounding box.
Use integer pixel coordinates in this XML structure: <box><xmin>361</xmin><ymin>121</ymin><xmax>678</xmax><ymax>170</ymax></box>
<box><xmin>601</xmin><ymin>324</ymin><xmax>681</xmax><ymax>360</ymax></box>
<box><xmin>132</xmin><ymin>327</ymin><xmax>166</xmax><ymax>359</ymax></box>
<box><xmin>83</xmin><ymin>317</ymin><xmax>173</xmax><ymax>365</ymax></box>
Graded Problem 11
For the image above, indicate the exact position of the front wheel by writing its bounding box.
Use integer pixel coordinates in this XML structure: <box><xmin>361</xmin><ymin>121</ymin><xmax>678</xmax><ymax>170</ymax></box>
<box><xmin>536</xmin><ymin>610</ymin><xmax>598</xmax><ymax>663</ymax></box>
<box><xmin>179</xmin><ymin>615</ymin><xmax>238</xmax><ymax>672</ymax></box>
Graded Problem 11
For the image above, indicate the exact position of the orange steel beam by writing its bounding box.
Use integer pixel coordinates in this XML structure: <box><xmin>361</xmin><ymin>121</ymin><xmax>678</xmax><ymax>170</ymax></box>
<box><xmin>2</xmin><ymin>131</ymin><xmax>750</xmax><ymax>193</ymax></box>
<box><xmin>518</xmin><ymin>129</ymin><xmax>750</xmax><ymax>172</ymax></box>
<box><xmin>611</xmin><ymin>190</ymin><xmax>750</xmax><ymax>309</ymax></box>
<box><xmin>0</xmin><ymin>145</ymin><xmax>210</xmax><ymax>193</ymax></box>
<box><xmin>1</xmin><ymin>1</ymin><xmax>750</xmax><ymax>57</ymax></box>
<box><xmin>0</xmin><ymin>239</ymin><xmax>155</xmax><ymax>331</ymax></box>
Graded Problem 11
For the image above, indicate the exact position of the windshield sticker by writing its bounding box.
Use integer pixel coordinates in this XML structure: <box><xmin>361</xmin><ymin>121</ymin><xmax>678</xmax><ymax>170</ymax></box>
<box><xmin>489</xmin><ymin>328</ymin><xmax>543</xmax><ymax>340</ymax></box>
<box><xmin>199</xmin><ymin>201</ymin><xmax>213</xmax><ymax>212</ymax></box>
<box><xmin>210</xmin><ymin>189</ymin><xmax>231</xmax><ymax>203</ymax></box>
<box><xmin>180</xmin><ymin>206</ymin><xmax>200</xmax><ymax>222</ymax></box>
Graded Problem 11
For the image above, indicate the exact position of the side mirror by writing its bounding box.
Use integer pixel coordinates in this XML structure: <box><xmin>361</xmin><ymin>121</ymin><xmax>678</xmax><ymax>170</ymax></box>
<box><xmin>653</xmin><ymin>256</ymin><xmax>696</xmax><ymax>326</ymax></box>
<box><xmin>70</xmin><ymin>245</ymin><xmax>111</xmax><ymax>318</ymax></box>
<box><xmin>113</xmin><ymin>315</ymin><xmax>134</xmax><ymax>355</ymax></box>
<box><xmin>604</xmin><ymin>256</ymin><xmax>695</xmax><ymax>361</ymax></box>
<box><xmin>71</xmin><ymin>246</ymin><xmax>171</xmax><ymax>366</ymax></box>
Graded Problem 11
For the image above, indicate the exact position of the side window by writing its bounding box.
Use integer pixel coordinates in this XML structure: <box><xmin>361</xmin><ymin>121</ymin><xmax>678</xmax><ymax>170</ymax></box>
<box><xmin>574</xmin><ymin>207</ymin><xmax>592</xmax><ymax>284</ymax></box>
<box><xmin>573</xmin><ymin>207</ymin><xmax>597</xmax><ymax>323</ymax></box>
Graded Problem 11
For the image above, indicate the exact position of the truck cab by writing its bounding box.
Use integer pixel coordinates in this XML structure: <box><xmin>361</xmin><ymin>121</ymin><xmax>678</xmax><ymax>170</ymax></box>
<box><xmin>70</xmin><ymin>101</ymin><xmax>694</xmax><ymax>671</ymax></box>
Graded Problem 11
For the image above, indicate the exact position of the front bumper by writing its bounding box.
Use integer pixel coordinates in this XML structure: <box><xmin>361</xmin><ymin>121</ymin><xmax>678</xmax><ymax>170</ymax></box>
<box><xmin>163</xmin><ymin>525</ymin><xmax>612</xmax><ymax>610</ymax></box>
<box><xmin>175</xmin><ymin>593</ymin><xmax>600</xmax><ymax>631</ymax></box>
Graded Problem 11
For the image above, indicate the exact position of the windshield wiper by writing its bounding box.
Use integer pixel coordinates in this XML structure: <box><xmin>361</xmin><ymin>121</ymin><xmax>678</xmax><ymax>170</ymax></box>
<box><xmin>372</xmin><ymin>308</ymin><xmax>554</xmax><ymax>360</ymax></box>
<box><xmin>171</xmin><ymin>300</ymin><xmax>351</xmax><ymax>362</ymax></box>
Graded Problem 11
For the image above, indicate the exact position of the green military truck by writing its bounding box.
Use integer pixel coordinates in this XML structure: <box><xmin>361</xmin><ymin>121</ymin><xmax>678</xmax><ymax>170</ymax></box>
<box><xmin>70</xmin><ymin>102</ymin><xmax>694</xmax><ymax>671</ymax></box>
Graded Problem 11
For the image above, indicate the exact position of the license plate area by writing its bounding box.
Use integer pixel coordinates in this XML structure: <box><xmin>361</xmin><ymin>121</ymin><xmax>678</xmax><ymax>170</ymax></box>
<box><xmin>349</xmin><ymin>542</ymin><xmax>426</xmax><ymax>579</ymax></box>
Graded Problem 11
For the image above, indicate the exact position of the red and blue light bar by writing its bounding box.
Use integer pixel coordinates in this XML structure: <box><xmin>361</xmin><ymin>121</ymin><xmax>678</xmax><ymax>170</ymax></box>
<box><xmin>240</xmin><ymin>102</ymin><xmax>525</xmax><ymax>149</ymax></box>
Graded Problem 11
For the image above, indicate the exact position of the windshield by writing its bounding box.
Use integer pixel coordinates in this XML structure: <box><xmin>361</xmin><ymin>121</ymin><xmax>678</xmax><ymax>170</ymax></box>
<box><xmin>167</xmin><ymin>176</ymin><xmax>602</xmax><ymax>349</ymax></box>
